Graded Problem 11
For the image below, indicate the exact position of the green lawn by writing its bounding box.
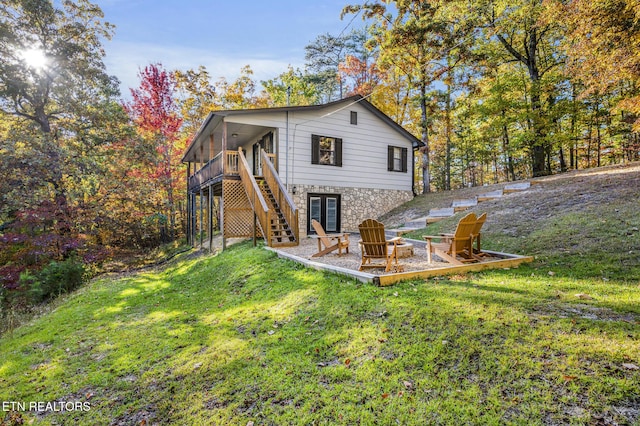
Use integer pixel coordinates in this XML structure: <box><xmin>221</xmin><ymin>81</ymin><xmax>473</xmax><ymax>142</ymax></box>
<box><xmin>1</xmin><ymin>237</ymin><xmax>638</xmax><ymax>425</ymax></box>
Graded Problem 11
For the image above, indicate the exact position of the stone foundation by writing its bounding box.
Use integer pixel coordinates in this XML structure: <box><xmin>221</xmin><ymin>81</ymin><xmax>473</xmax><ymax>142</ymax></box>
<box><xmin>291</xmin><ymin>185</ymin><xmax>413</xmax><ymax>236</ymax></box>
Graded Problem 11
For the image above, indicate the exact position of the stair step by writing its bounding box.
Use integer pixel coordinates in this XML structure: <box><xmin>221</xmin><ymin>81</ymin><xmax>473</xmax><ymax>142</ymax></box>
<box><xmin>426</xmin><ymin>216</ymin><xmax>447</xmax><ymax>224</ymax></box>
<box><xmin>404</xmin><ymin>217</ymin><xmax>429</xmax><ymax>228</ymax></box>
<box><xmin>387</xmin><ymin>227</ymin><xmax>422</xmax><ymax>236</ymax></box>
<box><xmin>503</xmin><ymin>182</ymin><xmax>531</xmax><ymax>193</ymax></box>
<box><xmin>451</xmin><ymin>198</ymin><xmax>477</xmax><ymax>212</ymax></box>
<box><xmin>247</xmin><ymin>173</ymin><xmax>298</xmax><ymax>248</ymax></box>
<box><xmin>428</xmin><ymin>207</ymin><xmax>455</xmax><ymax>217</ymax></box>
<box><xmin>477</xmin><ymin>190</ymin><xmax>503</xmax><ymax>202</ymax></box>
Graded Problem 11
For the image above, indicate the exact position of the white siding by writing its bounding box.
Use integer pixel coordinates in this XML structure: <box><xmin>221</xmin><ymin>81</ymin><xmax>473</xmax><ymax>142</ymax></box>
<box><xmin>225</xmin><ymin>101</ymin><xmax>414</xmax><ymax>192</ymax></box>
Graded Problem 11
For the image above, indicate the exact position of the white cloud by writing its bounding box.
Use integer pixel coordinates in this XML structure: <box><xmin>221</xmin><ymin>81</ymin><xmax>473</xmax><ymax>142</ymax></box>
<box><xmin>104</xmin><ymin>40</ymin><xmax>303</xmax><ymax>99</ymax></box>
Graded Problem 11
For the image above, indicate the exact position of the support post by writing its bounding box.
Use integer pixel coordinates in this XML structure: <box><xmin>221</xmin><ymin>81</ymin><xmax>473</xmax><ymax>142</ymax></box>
<box><xmin>186</xmin><ymin>192</ymin><xmax>190</xmax><ymax>245</ymax></box>
<box><xmin>191</xmin><ymin>193</ymin><xmax>197</xmax><ymax>246</ymax></box>
<box><xmin>222</xmin><ymin>121</ymin><xmax>227</xmax><ymax>176</ymax></box>
<box><xmin>186</xmin><ymin>163</ymin><xmax>191</xmax><ymax>245</ymax></box>
<box><xmin>208</xmin><ymin>186</ymin><xmax>214</xmax><ymax>252</ymax></box>
<box><xmin>199</xmin><ymin>189</ymin><xmax>204</xmax><ymax>249</ymax></box>
<box><xmin>253</xmin><ymin>213</ymin><xmax>257</xmax><ymax>247</ymax></box>
<box><xmin>220</xmin><ymin>187</ymin><xmax>226</xmax><ymax>251</ymax></box>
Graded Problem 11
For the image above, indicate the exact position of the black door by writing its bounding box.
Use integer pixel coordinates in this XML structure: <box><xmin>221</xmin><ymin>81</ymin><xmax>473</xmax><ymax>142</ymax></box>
<box><xmin>307</xmin><ymin>194</ymin><xmax>341</xmax><ymax>234</ymax></box>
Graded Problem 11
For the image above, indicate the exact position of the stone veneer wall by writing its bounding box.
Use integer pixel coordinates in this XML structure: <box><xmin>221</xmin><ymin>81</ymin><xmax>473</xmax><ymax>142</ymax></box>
<box><xmin>291</xmin><ymin>185</ymin><xmax>413</xmax><ymax>236</ymax></box>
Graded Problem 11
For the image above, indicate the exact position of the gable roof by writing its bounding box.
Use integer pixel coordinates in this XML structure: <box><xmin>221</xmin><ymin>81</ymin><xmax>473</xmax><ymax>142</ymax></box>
<box><xmin>181</xmin><ymin>95</ymin><xmax>424</xmax><ymax>162</ymax></box>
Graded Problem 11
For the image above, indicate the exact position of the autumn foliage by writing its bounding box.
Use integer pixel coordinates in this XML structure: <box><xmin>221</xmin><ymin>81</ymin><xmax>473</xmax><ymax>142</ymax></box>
<box><xmin>124</xmin><ymin>63</ymin><xmax>185</xmax><ymax>242</ymax></box>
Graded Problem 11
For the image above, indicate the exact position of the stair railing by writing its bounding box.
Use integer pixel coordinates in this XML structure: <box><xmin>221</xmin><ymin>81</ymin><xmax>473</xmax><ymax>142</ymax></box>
<box><xmin>261</xmin><ymin>149</ymin><xmax>299</xmax><ymax>244</ymax></box>
<box><xmin>237</xmin><ymin>148</ymin><xmax>272</xmax><ymax>244</ymax></box>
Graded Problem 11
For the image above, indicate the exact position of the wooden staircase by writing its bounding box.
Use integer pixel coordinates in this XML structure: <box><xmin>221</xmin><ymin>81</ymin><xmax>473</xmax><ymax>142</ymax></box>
<box><xmin>235</xmin><ymin>147</ymin><xmax>299</xmax><ymax>248</ymax></box>
<box><xmin>257</xmin><ymin>178</ymin><xmax>297</xmax><ymax>246</ymax></box>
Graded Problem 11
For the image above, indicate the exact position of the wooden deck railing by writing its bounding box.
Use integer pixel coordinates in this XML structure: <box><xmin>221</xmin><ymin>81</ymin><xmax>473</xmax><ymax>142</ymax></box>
<box><xmin>188</xmin><ymin>151</ymin><xmax>239</xmax><ymax>192</ymax></box>
<box><xmin>261</xmin><ymin>149</ymin><xmax>298</xmax><ymax>243</ymax></box>
<box><xmin>237</xmin><ymin>148</ymin><xmax>272</xmax><ymax>243</ymax></box>
<box><xmin>226</xmin><ymin>151</ymin><xmax>239</xmax><ymax>175</ymax></box>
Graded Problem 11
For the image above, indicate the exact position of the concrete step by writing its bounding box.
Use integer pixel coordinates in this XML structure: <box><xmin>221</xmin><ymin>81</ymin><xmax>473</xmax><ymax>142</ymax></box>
<box><xmin>426</xmin><ymin>216</ymin><xmax>447</xmax><ymax>224</ymax></box>
<box><xmin>503</xmin><ymin>182</ymin><xmax>531</xmax><ymax>193</ymax></box>
<box><xmin>428</xmin><ymin>207</ymin><xmax>455</xmax><ymax>217</ymax></box>
<box><xmin>477</xmin><ymin>189</ymin><xmax>503</xmax><ymax>202</ymax></box>
<box><xmin>451</xmin><ymin>198</ymin><xmax>478</xmax><ymax>212</ymax></box>
<box><xmin>421</xmin><ymin>207</ymin><xmax>454</xmax><ymax>225</ymax></box>
<box><xmin>387</xmin><ymin>227</ymin><xmax>422</xmax><ymax>236</ymax></box>
<box><xmin>404</xmin><ymin>216</ymin><xmax>429</xmax><ymax>228</ymax></box>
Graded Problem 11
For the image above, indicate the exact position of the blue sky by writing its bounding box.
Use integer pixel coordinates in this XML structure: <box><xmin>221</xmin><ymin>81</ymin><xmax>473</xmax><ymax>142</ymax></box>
<box><xmin>99</xmin><ymin>1</ymin><xmax>364</xmax><ymax>97</ymax></box>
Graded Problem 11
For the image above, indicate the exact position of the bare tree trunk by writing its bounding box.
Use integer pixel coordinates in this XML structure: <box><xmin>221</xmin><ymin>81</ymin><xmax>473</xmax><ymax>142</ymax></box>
<box><xmin>419</xmin><ymin>83</ymin><xmax>430</xmax><ymax>193</ymax></box>
<box><xmin>444</xmin><ymin>70</ymin><xmax>452</xmax><ymax>191</ymax></box>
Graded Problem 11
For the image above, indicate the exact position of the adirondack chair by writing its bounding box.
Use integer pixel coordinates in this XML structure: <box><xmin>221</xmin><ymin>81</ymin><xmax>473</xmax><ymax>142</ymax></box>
<box><xmin>358</xmin><ymin>218</ymin><xmax>403</xmax><ymax>272</ymax></box>
<box><xmin>439</xmin><ymin>212</ymin><xmax>488</xmax><ymax>259</ymax></box>
<box><xmin>310</xmin><ymin>219</ymin><xmax>350</xmax><ymax>257</ymax></box>
<box><xmin>470</xmin><ymin>212</ymin><xmax>487</xmax><ymax>258</ymax></box>
<box><xmin>423</xmin><ymin>213</ymin><xmax>478</xmax><ymax>265</ymax></box>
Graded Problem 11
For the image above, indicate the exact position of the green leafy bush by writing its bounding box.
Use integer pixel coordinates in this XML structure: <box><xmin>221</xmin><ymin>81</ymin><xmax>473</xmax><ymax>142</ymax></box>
<box><xmin>26</xmin><ymin>257</ymin><xmax>86</xmax><ymax>303</ymax></box>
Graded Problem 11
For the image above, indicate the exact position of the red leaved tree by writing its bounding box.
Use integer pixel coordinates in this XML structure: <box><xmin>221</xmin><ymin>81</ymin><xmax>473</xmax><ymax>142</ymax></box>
<box><xmin>124</xmin><ymin>63</ymin><xmax>183</xmax><ymax>241</ymax></box>
<box><xmin>338</xmin><ymin>54</ymin><xmax>383</xmax><ymax>97</ymax></box>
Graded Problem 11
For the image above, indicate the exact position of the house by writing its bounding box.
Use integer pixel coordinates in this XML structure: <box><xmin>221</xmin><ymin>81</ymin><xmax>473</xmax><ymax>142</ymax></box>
<box><xmin>181</xmin><ymin>94</ymin><xmax>423</xmax><ymax>249</ymax></box>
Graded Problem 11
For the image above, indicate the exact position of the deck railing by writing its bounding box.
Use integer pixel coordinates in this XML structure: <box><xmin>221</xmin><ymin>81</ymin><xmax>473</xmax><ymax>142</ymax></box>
<box><xmin>188</xmin><ymin>151</ymin><xmax>239</xmax><ymax>191</ymax></box>
<box><xmin>237</xmin><ymin>148</ymin><xmax>272</xmax><ymax>243</ymax></box>
<box><xmin>261</xmin><ymin>149</ymin><xmax>298</xmax><ymax>243</ymax></box>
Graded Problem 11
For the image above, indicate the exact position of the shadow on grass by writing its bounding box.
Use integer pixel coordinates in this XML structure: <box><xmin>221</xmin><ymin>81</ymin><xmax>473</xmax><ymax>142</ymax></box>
<box><xmin>2</xmin><ymin>240</ymin><xmax>639</xmax><ymax>425</ymax></box>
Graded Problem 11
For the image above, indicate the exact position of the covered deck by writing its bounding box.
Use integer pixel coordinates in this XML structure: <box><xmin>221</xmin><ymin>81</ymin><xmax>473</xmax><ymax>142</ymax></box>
<box><xmin>182</xmin><ymin>114</ymin><xmax>277</xmax><ymax>194</ymax></box>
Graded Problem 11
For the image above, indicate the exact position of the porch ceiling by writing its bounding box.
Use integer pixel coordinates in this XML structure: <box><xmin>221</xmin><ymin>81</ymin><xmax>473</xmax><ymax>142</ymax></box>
<box><xmin>182</xmin><ymin>116</ymin><xmax>273</xmax><ymax>163</ymax></box>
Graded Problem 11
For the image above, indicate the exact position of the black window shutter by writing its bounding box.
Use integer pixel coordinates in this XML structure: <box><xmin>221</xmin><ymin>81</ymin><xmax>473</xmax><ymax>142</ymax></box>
<box><xmin>401</xmin><ymin>147</ymin><xmax>408</xmax><ymax>172</ymax></box>
<box><xmin>387</xmin><ymin>146</ymin><xmax>394</xmax><ymax>171</ymax></box>
<box><xmin>311</xmin><ymin>135</ymin><xmax>319</xmax><ymax>164</ymax></box>
<box><xmin>335</xmin><ymin>138</ymin><xmax>343</xmax><ymax>167</ymax></box>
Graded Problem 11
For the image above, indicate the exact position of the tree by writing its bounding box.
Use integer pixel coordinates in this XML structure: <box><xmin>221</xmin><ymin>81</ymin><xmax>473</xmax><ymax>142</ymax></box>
<box><xmin>339</xmin><ymin>54</ymin><xmax>383</xmax><ymax>97</ymax></box>
<box><xmin>344</xmin><ymin>1</ymin><xmax>473</xmax><ymax>192</ymax></box>
<box><xmin>215</xmin><ymin>65</ymin><xmax>258</xmax><ymax>110</ymax></box>
<box><xmin>0</xmin><ymin>0</ymin><xmax>118</xmax><ymax>133</ymax></box>
<box><xmin>0</xmin><ymin>0</ymin><xmax>119</xmax><ymax>243</ymax></box>
<box><xmin>305</xmin><ymin>32</ymin><xmax>351</xmax><ymax>102</ymax></box>
<box><xmin>174</xmin><ymin>66</ymin><xmax>219</xmax><ymax>138</ymax></box>
<box><xmin>124</xmin><ymin>64</ymin><xmax>183</xmax><ymax>241</ymax></box>
<box><xmin>462</xmin><ymin>0</ymin><xmax>565</xmax><ymax>176</ymax></box>
<box><xmin>260</xmin><ymin>66</ymin><xmax>321</xmax><ymax>107</ymax></box>
<box><xmin>554</xmin><ymin>0</ymin><xmax>640</xmax><ymax>130</ymax></box>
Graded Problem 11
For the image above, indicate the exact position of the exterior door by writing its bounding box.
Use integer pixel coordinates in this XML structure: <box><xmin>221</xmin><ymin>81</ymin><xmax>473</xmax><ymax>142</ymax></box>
<box><xmin>308</xmin><ymin>194</ymin><xmax>341</xmax><ymax>234</ymax></box>
<box><xmin>253</xmin><ymin>132</ymin><xmax>275</xmax><ymax>176</ymax></box>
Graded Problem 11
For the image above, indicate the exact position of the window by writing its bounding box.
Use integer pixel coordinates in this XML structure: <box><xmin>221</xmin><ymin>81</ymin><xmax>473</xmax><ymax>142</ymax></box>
<box><xmin>308</xmin><ymin>194</ymin><xmax>341</xmax><ymax>234</ymax></box>
<box><xmin>311</xmin><ymin>135</ymin><xmax>342</xmax><ymax>166</ymax></box>
<box><xmin>350</xmin><ymin>111</ymin><xmax>357</xmax><ymax>125</ymax></box>
<box><xmin>387</xmin><ymin>146</ymin><xmax>408</xmax><ymax>172</ymax></box>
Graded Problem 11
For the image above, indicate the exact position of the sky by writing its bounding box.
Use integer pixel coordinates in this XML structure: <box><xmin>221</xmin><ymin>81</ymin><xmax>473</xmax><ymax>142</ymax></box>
<box><xmin>99</xmin><ymin>1</ymin><xmax>365</xmax><ymax>98</ymax></box>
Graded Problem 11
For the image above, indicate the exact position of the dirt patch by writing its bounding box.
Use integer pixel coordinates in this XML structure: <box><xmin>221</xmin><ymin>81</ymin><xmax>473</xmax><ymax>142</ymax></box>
<box><xmin>531</xmin><ymin>303</ymin><xmax>640</xmax><ymax>323</ymax></box>
<box><xmin>381</xmin><ymin>162</ymin><xmax>640</xmax><ymax>234</ymax></box>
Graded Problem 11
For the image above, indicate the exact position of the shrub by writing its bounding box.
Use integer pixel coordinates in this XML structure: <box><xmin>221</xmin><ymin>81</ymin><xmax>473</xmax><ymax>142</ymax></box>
<box><xmin>26</xmin><ymin>257</ymin><xmax>86</xmax><ymax>303</ymax></box>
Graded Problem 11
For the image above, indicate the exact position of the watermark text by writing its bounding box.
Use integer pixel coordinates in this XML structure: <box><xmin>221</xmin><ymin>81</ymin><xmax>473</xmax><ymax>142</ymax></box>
<box><xmin>2</xmin><ymin>401</ymin><xmax>90</xmax><ymax>412</ymax></box>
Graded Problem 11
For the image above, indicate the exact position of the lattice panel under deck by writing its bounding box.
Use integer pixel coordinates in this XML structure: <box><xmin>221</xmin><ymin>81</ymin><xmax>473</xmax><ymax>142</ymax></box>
<box><xmin>223</xmin><ymin>180</ymin><xmax>263</xmax><ymax>238</ymax></box>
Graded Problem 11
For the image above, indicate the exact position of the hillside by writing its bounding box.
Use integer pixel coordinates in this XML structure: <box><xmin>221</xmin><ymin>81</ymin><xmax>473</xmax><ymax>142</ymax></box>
<box><xmin>0</xmin><ymin>163</ymin><xmax>639</xmax><ymax>425</ymax></box>
<box><xmin>383</xmin><ymin>162</ymin><xmax>640</xmax><ymax>281</ymax></box>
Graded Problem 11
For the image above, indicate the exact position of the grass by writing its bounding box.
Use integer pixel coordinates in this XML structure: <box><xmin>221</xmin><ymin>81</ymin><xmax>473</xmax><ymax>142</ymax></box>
<box><xmin>1</xmin><ymin>164</ymin><xmax>639</xmax><ymax>425</ymax></box>
<box><xmin>1</xmin><ymin>240</ymin><xmax>638</xmax><ymax>425</ymax></box>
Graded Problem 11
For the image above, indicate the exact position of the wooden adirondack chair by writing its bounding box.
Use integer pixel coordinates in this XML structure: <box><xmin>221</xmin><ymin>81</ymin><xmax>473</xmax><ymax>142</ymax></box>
<box><xmin>439</xmin><ymin>212</ymin><xmax>488</xmax><ymax>259</ymax></box>
<box><xmin>470</xmin><ymin>212</ymin><xmax>487</xmax><ymax>258</ymax></box>
<box><xmin>358</xmin><ymin>218</ymin><xmax>403</xmax><ymax>272</ymax></box>
<box><xmin>423</xmin><ymin>213</ymin><xmax>478</xmax><ymax>265</ymax></box>
<box><xmin>310</xmin><ymin>219</ymin><xmax>350</xmax><ymax>257</ymax></box>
